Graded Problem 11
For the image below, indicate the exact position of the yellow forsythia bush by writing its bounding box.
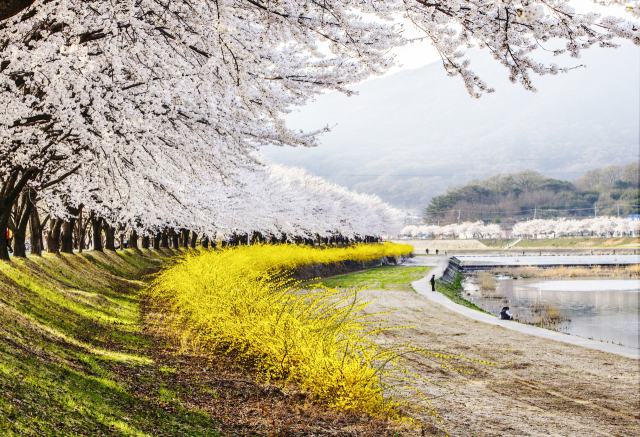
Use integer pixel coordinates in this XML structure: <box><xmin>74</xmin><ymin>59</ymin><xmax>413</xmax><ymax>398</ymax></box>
<box><xmin>149</xmin><ymin>243</ymin><xmax>413</xmax><ymax>416</ymax></box>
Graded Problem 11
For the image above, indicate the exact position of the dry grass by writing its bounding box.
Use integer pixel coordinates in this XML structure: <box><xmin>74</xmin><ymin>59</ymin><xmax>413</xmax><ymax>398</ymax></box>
<box><xmin>476</xmin><ymin>271</ymin><xmax>502</xmax><ymax>298</ymax></box>
<box><xmin>521</xmin><ymin>299</ymin><xmax>571</xmax><ymax>328</ymax></box>
<box><xmin>496</xmin><ymin>264</ymin><xmax>639</xmax><ymax>279</ymax></box>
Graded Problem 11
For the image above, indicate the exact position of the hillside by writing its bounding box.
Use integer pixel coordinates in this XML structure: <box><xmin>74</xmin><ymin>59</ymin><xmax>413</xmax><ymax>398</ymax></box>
<box><xmin>424</xmin><ymin>164</ymin><xmax>639</xmax><ymax>222</ymax></box>
<box><xmin>261</xmin><ymin>42</ymin><xmax>639</xmax><ymax>208</ymax></box>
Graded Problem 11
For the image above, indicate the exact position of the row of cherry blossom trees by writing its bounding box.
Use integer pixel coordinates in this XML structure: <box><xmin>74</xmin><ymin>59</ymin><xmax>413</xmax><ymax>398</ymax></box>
<box><xmin>8</xmin><ymin>161</ymin><xmax>403</xmax><ymax>258</ymax></box>
<box><xmin>401</xmin><ymin>221</ymin><xmax>503</xmax><ymax>239</ymax></box>
<box><xmin>401</xmin><ymin>217</ymin><xmax>640</xmax><ymax>239</ymax></box>
<box><xmin>1</xmin><ymin>0</ymin><xmax>638</xmax><ymax>259</ymax></box>
<box><xmin>512</xmin><ymin>217</ymin><xmax>640</xmax><ymax>238</ymax></box>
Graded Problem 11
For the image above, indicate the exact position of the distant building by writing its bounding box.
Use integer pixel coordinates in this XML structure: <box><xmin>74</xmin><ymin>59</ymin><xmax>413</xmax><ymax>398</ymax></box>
<box><xmin>625</xmin><ymin>214</ymin><xmax>640</xmax><ymax>221</ymax></box>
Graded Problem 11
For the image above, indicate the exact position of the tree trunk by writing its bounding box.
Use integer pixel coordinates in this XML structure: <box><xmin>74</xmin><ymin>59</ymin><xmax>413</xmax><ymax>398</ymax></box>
<box><xmin>190</xmin><ymin>231</ymin><xmax>197</xmax><ymax>248</ymax></box>
<box><xmin>91</xmin><ymin>213</ymin><xmax>103</xmax><ymax>252</ymax></box>
<box><xmin>130</xmin><ymin>231</ymin><xmax>138</xmax><ymax>249</ymax></box>
<box><xmin>153</xmin><ymin>232</ymin><xmax>161</xmax><ymax>250</ymax></box>
<box><xmin>0</xmin><ymin>168</ymin><xmax>40</xmax><ymax>261</ymax></box>
<box><xmin>0</xmin><ymin>212</ymin><xmax>10</xmax><ymax>260</ymax></box>
<box><xmin>11</xmin><ymin>188</ymin><xmax>35</xmax><ymax>258</ymax></box>
<box><xmin>141</xmin><ymin>235</ymin><xmax>150</xmax><ymax>249</ymax></box>
<box><xmin>0</xmin><ymin>0</ymin><xmax>39</xmax><ymax>22</ymax></box>
<box><xmin>171</xmin><ymin>229</ymin><xmax>179</xmax><ymax>248</ymax></box>
<box><xmin>76</xmin><ymin>205</ymin><xmax>85</xmax><ymax>253</ymax></box>
<box><xmin>46</xmin><ymin>218</ymin><xmax>63</xmax><ymax>254</ymax></box>
<box><xmin>180</xmin><ymin>229</ymin><xmax>190</xmax><ymax>248</ymax></box>
<box><xmin>60</xmin><ymin>205</ymin><xmax>81</xmax><ymax>254</ymax></box>
<box><xmin>104</xmin><ymin>221</ymin><xmax>116</xmax><ymax>251</ymax></box>
<box><xmin>12</xmin><ymin>196</ymin><xmax>32</xmax><ymax>258</ymax></box>
<box><xmin>202</xmin><ymin>237</ymin><xmax>209</xmax><ymax>248</ymax></box>
<box><xmin>161</xmin><ymin>229</ymin><xmax>169</xmax><ymax>248</ymax></box>
<box><xmin>60</xmin><ymin>219</ymin><xmax>75</xmax><ymax>254</ymax></box>
<box><xmin>29</xmin><ymin>206</ymin><xmax>43</xmax><ymax>256</ymax></box>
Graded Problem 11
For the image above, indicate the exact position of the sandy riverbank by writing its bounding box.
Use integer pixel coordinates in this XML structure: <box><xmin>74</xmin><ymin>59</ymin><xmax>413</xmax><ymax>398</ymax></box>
<box><xmin>359</xmin><ymin>285</ymin><xmax>640</xmax><ymax>436</ymax></box>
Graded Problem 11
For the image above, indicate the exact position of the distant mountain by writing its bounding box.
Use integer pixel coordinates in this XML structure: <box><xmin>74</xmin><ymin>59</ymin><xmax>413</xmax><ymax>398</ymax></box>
<box><xmin>424</xmin><ymin>165</ymin><xmax>639</xmax><ymax>224</ymax></box>
<box><xmin>261</xmin><ymin>42</ymin><xmax>639</xmax><ymax>209</ymax></box>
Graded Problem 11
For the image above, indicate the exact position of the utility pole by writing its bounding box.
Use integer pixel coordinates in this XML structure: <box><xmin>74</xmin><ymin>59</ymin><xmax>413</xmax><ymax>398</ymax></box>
<box><xmin>458</xmin><ymin>209</ymin><xmax>461</xmax><ymax>225</ymax></box>
<box><xmin>594</xmin><ymin>202</ymin><xmax>597</xmax><ymax>218</ymax></box>
<box><xmin>617</xmin><ymin>203</ymin><xmax>620</xmax><ymax>218</ymax></box>
<box><xmin>534</xmin><ymin>206</ymin><xmax>536</xmax><ymax>220</ymax></box>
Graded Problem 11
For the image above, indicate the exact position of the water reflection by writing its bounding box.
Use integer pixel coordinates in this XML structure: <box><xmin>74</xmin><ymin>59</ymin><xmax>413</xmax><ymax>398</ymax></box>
<box><xmin>463</xmin><ymin>277</ymin><xmax>640</xmax><ymax>348</ymax></box>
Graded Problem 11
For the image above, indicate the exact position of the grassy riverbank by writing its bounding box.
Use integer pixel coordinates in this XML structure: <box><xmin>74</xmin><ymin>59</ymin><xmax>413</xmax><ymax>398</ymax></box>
<box><xmin>434</xmin><ymin>272</ymin><xmax>491</xmax><ymax>314</ymax></box>
<box><xmin>0</xmin><ymin>249</ymin><xmax>408</xmax><ymax>436</ymax></box>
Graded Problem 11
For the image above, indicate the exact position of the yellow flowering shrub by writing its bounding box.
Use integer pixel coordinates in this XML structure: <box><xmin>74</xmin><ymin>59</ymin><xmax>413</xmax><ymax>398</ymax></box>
<box><xmin>149</xmin><ymin>243</ymin><xmax>413</xmax><ymax>416</ymax></box>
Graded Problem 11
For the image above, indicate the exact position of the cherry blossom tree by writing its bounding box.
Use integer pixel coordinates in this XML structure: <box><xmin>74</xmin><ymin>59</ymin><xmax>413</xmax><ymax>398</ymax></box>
<box><xmin>0</xmin><ymin>0</ymin><xmax>402</xmax><ymax>258</ymax></box>
<box><xmin>512</xmin><ymin>217</ymin><xmax>634</xmax><ymax>238</ymax></box>
<box><xmin>1</xmin><ymin>0</ymin><xmax>638</xmax><ymax>259</ymax></box>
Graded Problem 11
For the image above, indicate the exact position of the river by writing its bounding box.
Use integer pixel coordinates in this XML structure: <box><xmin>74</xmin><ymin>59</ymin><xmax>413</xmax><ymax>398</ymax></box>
<box><xmin>463</xmin><ymin>277</ymin><xmax>640</xmax><ymax>348</ymax></box>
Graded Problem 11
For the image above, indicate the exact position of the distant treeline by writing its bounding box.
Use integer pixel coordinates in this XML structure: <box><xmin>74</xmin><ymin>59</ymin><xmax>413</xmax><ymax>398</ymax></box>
<box><xmin>424</xmin><ymin>162</ymin><xmax>639</xmax><ymax>223</ymax></box>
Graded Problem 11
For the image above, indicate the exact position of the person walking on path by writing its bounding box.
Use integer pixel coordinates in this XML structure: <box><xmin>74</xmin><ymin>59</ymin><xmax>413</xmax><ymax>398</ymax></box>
<box><xmin>426</xmin><ymin>248</ymin><xmax>429</xmax><ymax>254</ymax></box>
<box><xmin>430</xmin><ymin>274</ymin><xmax>436</xmax><ymax>292</ymax></box>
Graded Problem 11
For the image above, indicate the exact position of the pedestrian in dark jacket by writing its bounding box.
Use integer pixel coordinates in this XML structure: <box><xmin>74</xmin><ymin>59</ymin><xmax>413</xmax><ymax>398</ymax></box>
<box><xmin>500</xmin><ymin>307</ymin><xmax>513</xmax><ymax>320</ymax></box>
<box><xmin>430</xmin><ymin>274</ymin><xmax>436</xmax><ymax>291</ymax></box>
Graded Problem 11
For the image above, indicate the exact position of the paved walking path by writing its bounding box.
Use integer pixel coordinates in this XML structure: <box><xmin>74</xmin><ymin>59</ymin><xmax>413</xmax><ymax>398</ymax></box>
<box><xmin>407</xmin><ymin>256</ymin><xmax>639</xmax><ymax>360</ymax></box>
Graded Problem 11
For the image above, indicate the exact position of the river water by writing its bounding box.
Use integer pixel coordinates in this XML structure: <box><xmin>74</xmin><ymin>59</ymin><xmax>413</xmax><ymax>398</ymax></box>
<box><xmin>463</xmin><ymin>277</ymin><xmax>640</xmax><ymax>348</ymax></box>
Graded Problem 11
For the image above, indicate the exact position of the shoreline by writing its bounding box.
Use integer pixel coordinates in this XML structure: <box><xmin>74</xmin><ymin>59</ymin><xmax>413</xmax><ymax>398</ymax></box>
<box><xmin>408</xmin><ymin>255</ymin><xmax>639</xmax><ymax>359</ymax></box>
<box><xmin>358</xmin><ymin>263</ymin><xmax>639</xmax><ymax>435</ymax></box>
<box><xmin>414</xmin><ymin>276</ymin><xmax>639</xmax><ymax>359</ymax></box>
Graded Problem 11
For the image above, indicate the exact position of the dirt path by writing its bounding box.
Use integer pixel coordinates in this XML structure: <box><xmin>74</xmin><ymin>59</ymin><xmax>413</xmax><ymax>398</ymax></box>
<box><xmin>358</xmin><ymin>273</ymin><xmax>640</xmax><ymax>436</ymax></box>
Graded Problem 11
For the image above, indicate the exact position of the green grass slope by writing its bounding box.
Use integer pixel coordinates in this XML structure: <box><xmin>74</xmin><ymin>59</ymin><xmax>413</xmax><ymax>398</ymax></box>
<box><xmin>305</xmin><ymin>266</ymin><xmax>430</xmax><ymax>291</ymax></box>
<box><xmin>0</xmin><ymin>249</ymin><xmax>223</xmax><ymax>437</ymax></box>
<box><xmin>0</xmin><ymin>249</ymin><xmax>408</xmax><ymax>437</ymax></box>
